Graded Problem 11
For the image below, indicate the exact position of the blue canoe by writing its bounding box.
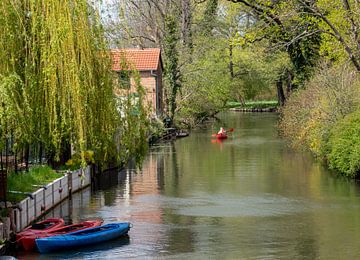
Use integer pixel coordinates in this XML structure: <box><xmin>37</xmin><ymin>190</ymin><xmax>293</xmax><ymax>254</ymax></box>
<box><xmin>35</xmin><ymin>222</ymin><xmax>131</xmax><ymax>253</ymax></box>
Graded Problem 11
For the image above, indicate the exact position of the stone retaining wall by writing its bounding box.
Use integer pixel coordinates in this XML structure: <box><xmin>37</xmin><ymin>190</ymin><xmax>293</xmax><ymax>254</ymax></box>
<box><xmin>10</xmin><ymin>166</ymin><xmax>91</xmax><ymax>233</ymax></box>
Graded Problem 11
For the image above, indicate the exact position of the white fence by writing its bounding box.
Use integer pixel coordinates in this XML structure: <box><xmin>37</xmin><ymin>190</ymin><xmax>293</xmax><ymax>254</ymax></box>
<box><xmin>11</xmin><ymin>166</ymin><xmax>91</xmax><ymax>232</ymax></box>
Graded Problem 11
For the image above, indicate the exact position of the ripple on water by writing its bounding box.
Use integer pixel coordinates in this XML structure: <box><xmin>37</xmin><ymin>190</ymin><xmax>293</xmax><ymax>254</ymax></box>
<box><xmin>189</xmin><ymin>194</ymin><xmax>310</xmax><ymax>218</ymax></box>
<box><xmin>133</xmin><ymin>193</ymin><xmax>311</xmax><ymax>218</ymax></box>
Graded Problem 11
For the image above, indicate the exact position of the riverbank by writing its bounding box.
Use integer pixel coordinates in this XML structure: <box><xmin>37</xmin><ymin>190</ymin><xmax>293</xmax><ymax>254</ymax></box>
<box><xmin>278</xmin><ymin>65</ymin><xmax>360</xmax><ymax>178</ymax></box>
<box><xmin>229</xmin><ymin>107</ymin><xmax>277</xmax><ymax>112</ymax></box>
<box><xmin>227</xmin><ymin>100</ymin><xmax>278</xmax><ymax>113</ymax></box>
<box><xmin>5</xmin><ymin>166</ymin><xmax>62</xmax><ymax>203</ymax></box>
<box><xmin>0</xmin><ymin>166</ymin><xmax>93</xmax><ymax>255</ymax></box>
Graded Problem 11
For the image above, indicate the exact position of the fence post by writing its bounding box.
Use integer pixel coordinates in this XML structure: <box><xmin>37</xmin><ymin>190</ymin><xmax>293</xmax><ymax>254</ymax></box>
<box><xmin>0</xmin><ymin>169</ymin><xmax>6</xmax><ymax>204</ymax></box>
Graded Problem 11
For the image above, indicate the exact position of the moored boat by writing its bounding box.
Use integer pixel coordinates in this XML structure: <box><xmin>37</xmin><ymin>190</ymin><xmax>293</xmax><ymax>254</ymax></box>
<box><xmin>21</xmin><ymin>219</ymin><xmax>103</xmax><ymax>251</ymax></box>
<box><xmin>36</xmin><ymin>222</ymin><xmax>131</xmax><ymax>253</ymax></box>
<box><xmin>17</xmin><ymin>218</ymin><xmax>65</xmax><ymax>249</ymax></box>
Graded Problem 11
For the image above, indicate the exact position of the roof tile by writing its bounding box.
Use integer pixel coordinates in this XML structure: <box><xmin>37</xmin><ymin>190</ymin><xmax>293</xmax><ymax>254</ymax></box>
<box><xmin>111</xmin><ymin>48</ymin><xmax>161</xmax><ymax>71</ymax></box>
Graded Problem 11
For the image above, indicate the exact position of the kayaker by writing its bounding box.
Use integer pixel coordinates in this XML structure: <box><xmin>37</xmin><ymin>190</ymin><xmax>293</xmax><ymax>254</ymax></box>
<box><xmin>218</xmin><ymin>127</ymin><xmax>226</xmax><ymax>135</ymax></box>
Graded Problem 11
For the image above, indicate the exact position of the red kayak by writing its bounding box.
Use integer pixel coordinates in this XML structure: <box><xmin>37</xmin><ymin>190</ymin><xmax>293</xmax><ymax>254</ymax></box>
<box><xmin>212</xmin><ymin>128</ymin><xmax>233</xmax><ymax>140</ymax></box>
<box><xmin>216</xmin><ymin>133</ymin><xmax>227</xmax><ymax>139</ymax></box>
<box><xmin>17</xmin><ymin>218</ymin><xmax>65</xmax><ymax>248</ymax></box>
<box><xmin>20</xmin><ymin>219</ymin><xmax>103</xmax><ymax>251</ymax></box>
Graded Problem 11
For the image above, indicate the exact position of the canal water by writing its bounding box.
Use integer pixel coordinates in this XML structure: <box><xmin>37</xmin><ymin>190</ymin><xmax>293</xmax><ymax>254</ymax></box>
<box><xmin>18</xmin><ymin>112</ymin><xmax>360</xmax><ymax>259</ymax></box>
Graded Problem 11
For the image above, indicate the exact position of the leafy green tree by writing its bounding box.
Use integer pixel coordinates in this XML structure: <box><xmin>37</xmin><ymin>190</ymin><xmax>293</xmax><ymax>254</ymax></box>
<box><xmin>230</xmin><ymin>0</ymin><xmax>322</xmax><ymax>92</ymax></box>
<box><xmin>200</xmin><ymin>0</ymin><xmax>219</xmax><ymax>36</ymax></box>
<box><xmin>231</xmin><ymin>0</ymin><xmax>360</xmax><ymax>74</ymax></box>
<box><xmin>0</xmin><ymin>0</ymin><xmax>148</xmax><ymax>168</ymax></box>
<box><xmin>164</xmin><ymin>14</ymin><xmax>181</xmax><ymax>123</ymax></box>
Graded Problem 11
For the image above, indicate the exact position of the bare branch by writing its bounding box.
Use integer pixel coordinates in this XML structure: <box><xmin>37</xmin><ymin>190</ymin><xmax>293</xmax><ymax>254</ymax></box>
<box><xmin>230</xmin><ymin>0</ymin><xmax>284</xmax><ymax>29</ymax></box>
<box><xmin>342</xmin><ymin>0</ymin><xmax>360</xmax><ymax>52</ymax></box>
<box><xmin>298</xmin><ymin>0</ymin><xmax>360</xmax><ymax>71</ymax></box>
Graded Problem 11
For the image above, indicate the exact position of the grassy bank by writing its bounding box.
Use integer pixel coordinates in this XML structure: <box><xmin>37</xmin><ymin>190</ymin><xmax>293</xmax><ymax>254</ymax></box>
<box><xmin>6</xmin><ymin>166</ymin><xmax>63</xmax><ymax>202</ymax></box>
<box><xmin>227</xmin><ymin>100</ymin><xmax>278</xmax><ymax>109</ymax></box>
<box><xmin>279</xmin><ymin>64</ymin><xmax>360</xmax><ymax>178</ymax></box>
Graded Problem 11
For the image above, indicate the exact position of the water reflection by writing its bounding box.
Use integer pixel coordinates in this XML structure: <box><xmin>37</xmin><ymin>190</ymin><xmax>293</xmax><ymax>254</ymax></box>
<box><xmin>18</xmin><ymin>113</ymin><xmax>360</xmax><ymax>259</ymax></box>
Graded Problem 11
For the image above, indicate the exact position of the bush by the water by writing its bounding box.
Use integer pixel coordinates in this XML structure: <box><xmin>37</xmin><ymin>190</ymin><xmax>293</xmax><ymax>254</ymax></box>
<box><xmin>279</xmin><ymin>63</ymin><xmax>360</xmax><ymax>177</ymax></box>
<box><xmin>327</xmin><ymin>110</ymin><xmax>360</xmax><ymax>177</ymax></box>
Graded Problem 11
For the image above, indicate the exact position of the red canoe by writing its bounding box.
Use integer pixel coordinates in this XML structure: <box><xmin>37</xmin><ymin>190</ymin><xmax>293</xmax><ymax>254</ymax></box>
<box><xmin>20</xmin><ymin>219</ymin><xmax>103</xmax><ymax>251</ymax></box>
<box><xmin>17</xmin><ymin>218</ymin><xmax>65</xmax><ymax>248</ymax></box>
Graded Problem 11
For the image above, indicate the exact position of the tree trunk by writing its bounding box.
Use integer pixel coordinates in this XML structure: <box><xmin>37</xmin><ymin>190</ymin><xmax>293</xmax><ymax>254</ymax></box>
<box><xmin>277</xmin><ymin>79</ymin><xmax>286</xmax><ymax>106</ymax></box>
<box><xmin>229</xmin><ymin>43</ymin><xmax>234</xmax><ymax>79</ymax></box>
<box><xmin>47</xmin><ymin>139</ymin><xmax>71</xmax><ymax>168</ymax></box>
<box><xmin>181</xmin><ymin>0</ymin><xmax>192</xmax><ymax>50</ymax></box>
<box><xmin>59</xmin><ymin>139</ymin><xmax>71</xmax><ymax>166</ymax></box>
<box><xmin>39</xmin><ymin>143</ymin><xmax>43</xmax><ymax>164</ymax></box>
<box><xmin>14</xmin><ymin>150</ymin><xmax>17</xmax><ymax>174</ymax></box>
<box><xmin>25</xmin><ymin>144</ymin><xmax>29</xmax><ymax>172</ymax></box>
<box><xmin>286</xmin><ymin>70</ymin><xmax>294</xmax><ymax>96</ymax></box>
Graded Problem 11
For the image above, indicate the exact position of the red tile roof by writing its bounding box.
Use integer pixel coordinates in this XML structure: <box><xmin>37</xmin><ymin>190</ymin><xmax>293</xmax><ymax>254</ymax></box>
<box><xmin>111</xmin><ymin>48</ymin><xmax>161</xmax><ymax>71</ymax></box>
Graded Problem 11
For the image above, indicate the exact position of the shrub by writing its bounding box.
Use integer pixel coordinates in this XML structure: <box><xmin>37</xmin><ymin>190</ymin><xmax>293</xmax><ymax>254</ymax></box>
<box><xmin>327</xmin><ymin>110</ymin><xmax>360</xmax><ymax>177</ymax></box>
<box><xmin>279</xmin><ymin>63</ymin><xmax>360</xmax><ymax>158</ymax></box>
<box><xmin>65</xmin><ymin>150</ymin><xmax>95</xmax><ymax>170</ymax></box>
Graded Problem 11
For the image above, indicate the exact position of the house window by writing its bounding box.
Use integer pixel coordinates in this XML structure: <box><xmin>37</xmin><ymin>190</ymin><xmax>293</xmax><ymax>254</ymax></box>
<box><xmin>118</xmin><ymin>71</ymin><xmax>130</xmax><ymax>89</ymax></box>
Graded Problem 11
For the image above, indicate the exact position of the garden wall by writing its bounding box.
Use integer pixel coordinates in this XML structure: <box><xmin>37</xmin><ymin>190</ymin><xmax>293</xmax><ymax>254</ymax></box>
<box><xmin>11</xmin><ymin>166</ymin><xmax>91</xmax><ymax>232</ymax></box>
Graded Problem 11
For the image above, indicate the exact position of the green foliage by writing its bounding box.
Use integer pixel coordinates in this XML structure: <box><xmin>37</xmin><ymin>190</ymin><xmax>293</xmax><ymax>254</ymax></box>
<box><xmin>64</xmin><ymin>150</ymin><xmax>95</xmax><ymax>170</ymax></box>
<box><xmin>115</xmin><ymin>70</ymin><xmax>149</xmax><ymax>167</ymax></box>
<box><xmin>286</xmin><ymin>2</ymin><xmax>322</xmax><ymax>86</ymax></box>
<box><xmin>149</xmin><ymin>117</ymin><xmax>165</xmax><ymax>140</ymax></box>
<box><xmin>231</xmin><ymin>0</ymin><xmax>322</xmax><ymax>88</ymax></box>
<box><xmin>279</xmin><ymin>63</ymin><xmax>360</xmax><ymax>173</ymax></box>
<box><xmin>109</xmin><ymin>1</ymin><xmax>290</xmax><ymax>127</ymax></box>
<box><xmin>0</xmin><ymin>0</ymin><xmax>117</xmax><ymax>164</ymax></box>
<box><xmin>233</xmin><ymin>46</ymin><xmax>290</xmax><ymax>99</ymax></box>
<box><xmin>164</xmin><ymin>14</ymin><xmax>181</xmax><ymax>122</ymax></box>
<box><xmin>327</xmin><ymin>110</ymin><xmax>360</xmax><ymax>177</ymax></box>
<box><xmin>175</xmin><ymin>1</ymin><xmax>290</xmax><ymax>127</ymax></box>
<box><xmin>200</xmin><ymin>0</ymin><xmax>218</xmax><ymax>36</ymax></box>
<box><xmin>7</xmin><ymin>165</ymin><xmax>61</xmax><ymax>202</ymax></box>
<box><xmin>0</xmin><ymin>0</ymin><xmax>150</xmax><ymax>168</ymax></box>
<box><xmin>316</xmin><ymin>0</ymin><xmax>349</xmax><ymax>62</ymax></box>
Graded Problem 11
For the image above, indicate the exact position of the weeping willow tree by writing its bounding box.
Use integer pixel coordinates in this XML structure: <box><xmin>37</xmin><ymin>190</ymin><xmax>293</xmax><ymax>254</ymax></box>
<box><xmin>0</xmin><ymin>0</ymin><xmax>149</xmax><ymax>168</ymax></box>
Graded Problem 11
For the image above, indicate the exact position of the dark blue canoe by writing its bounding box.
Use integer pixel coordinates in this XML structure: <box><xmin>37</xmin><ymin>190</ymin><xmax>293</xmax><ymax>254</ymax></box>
<box><xmin>35</xmin><ymin>222</ymin><xmax>131</xmax><ymax>253</ymax></box>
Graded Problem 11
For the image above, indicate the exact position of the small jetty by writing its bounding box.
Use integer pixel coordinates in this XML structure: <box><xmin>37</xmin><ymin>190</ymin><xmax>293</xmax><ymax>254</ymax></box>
<box><xmin>155</xmin><ymin>128</ymin><xmax>189</xmax><ymax>142</ymax></box>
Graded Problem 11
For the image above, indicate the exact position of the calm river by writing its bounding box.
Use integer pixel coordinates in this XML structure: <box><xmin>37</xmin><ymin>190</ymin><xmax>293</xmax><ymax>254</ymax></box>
<box><xmin>19</xmin><ymin>112</ymin><xmax>360</xmax><ymax>259</ymax></box>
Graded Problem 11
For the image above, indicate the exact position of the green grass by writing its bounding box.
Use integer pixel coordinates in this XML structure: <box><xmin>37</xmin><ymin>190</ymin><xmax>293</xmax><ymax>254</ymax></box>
<box><xmin>6</xmin><ymin>165</ymin><xmax>63</xmax><ymax>202</ymax></box>
<box><xmin>227</xmin><ymin>100</ymin><xmax>278</xmax><ymax>109</ymax></box>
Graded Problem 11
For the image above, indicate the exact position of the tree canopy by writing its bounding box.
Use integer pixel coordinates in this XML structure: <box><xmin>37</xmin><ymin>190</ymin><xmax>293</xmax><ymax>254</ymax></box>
<box><xmin>0</xmin><ymin>0</ymin><xmax>148</xmax><ymax>168</ymax></box>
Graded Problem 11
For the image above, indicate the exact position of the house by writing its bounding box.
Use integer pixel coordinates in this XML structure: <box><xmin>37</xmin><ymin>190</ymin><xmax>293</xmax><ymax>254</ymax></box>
<box><xmin>111</xmin><ymin>48</ymin><xmax>164</xmax><ymax>116</ymax></box>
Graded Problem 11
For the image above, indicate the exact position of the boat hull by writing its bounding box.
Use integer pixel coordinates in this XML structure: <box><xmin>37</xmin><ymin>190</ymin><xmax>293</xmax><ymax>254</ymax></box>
<box><xmin>17</xmin><ymin>218</ymin><xmax>65</xmax><ymax>249</ymax></box>
<box><xmin>216</xmin><ymin>134</ymin><xmax>227</xmax><ymax>139</ymax></box>
<box><xmin>21</xmin><ymin>220</ymin><xmax>103</xmax><ymax>251</ymax></box>
<box><xmin>36</xmin><ymin>222</ymin><xmax>131</xmax><ymax>253</ymax></box>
